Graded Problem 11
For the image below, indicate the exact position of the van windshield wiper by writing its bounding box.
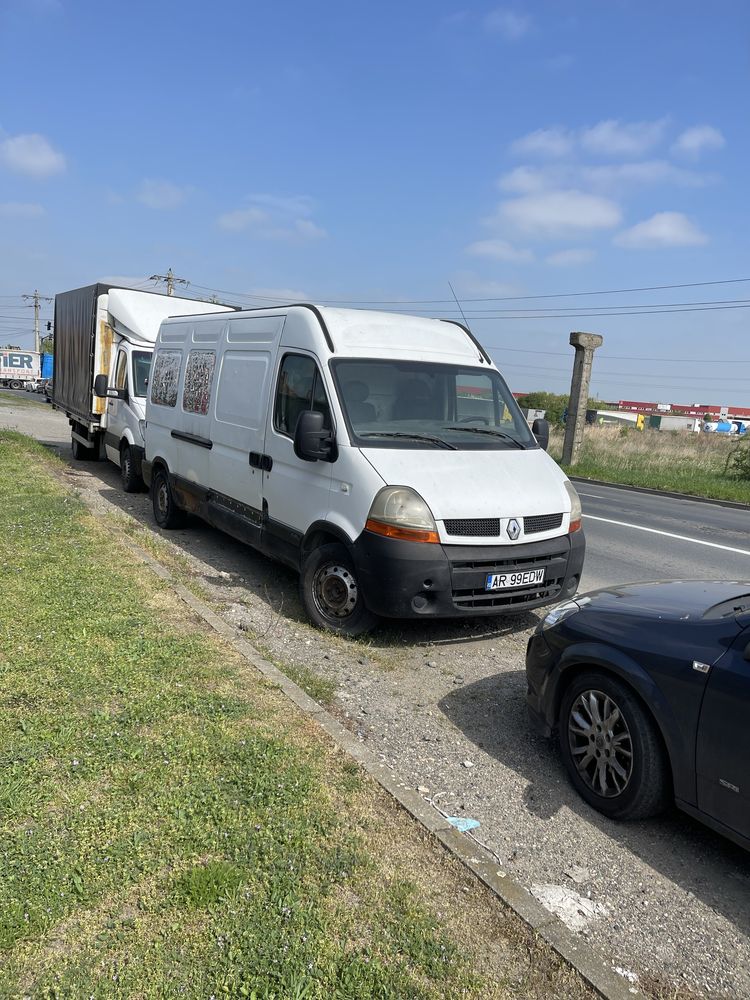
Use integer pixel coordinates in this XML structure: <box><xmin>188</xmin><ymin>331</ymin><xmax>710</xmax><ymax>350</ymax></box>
<box><xmin>443</xmin><ymin>426</ymin><xmax>526</xmax><ymax>449</ymax></box>
<box><xmin>359</xmin><ymin>432</ymin><xmax>457</xmax><ymax>450</ymax></box>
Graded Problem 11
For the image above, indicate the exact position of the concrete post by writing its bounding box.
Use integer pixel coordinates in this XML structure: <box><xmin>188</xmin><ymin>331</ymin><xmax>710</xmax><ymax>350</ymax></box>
<box><xmin>562</xmin><ymin>331</ymin><xmax>603</xmax><ymax>467</ymax></box>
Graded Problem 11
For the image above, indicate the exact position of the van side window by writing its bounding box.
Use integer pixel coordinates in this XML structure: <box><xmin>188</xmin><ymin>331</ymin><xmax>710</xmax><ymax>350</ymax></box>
<box><xmin>150</xmin><ymin>350</ymin><xmax>182</xmax><ymax>408</ymax></box>
<box><xmin>114</xmin><ymin>350</ymin><xmax>128</xmax><ymax>391</ymax></box>
<box><xmin>274</xmin><ymin>354</ymin><xmax>331</xmax><ymax>437</ymax></box>
<box><xmin>182</xmin><ymin>350</ymin><xmax>216</xmax><ymax>416</ymax></box>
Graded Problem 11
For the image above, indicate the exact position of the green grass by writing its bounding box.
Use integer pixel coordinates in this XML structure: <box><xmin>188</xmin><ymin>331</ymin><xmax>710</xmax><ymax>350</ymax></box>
<box><xmin>0</xmin><ymin>429</ymin><xmax>594</xmax><ymax>999</ymax></box>
<box><xmin>550</xmin><ymin>426</ymin><xmax>750</xmax><ymax>504</ymax></box>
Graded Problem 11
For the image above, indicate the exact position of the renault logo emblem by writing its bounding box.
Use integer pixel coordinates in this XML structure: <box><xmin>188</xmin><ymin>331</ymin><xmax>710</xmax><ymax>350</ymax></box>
<box><xmin>507</xmin><ymin>518</ymin><xmax>521</xmax><ymax>540</ymax></box>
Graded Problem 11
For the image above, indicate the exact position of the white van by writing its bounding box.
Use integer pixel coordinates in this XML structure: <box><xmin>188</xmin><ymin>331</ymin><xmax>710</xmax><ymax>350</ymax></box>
<box><xmin>143</xmin><ymin>305</ymin><xmax>584</xmax><ymax>635</ymax></box>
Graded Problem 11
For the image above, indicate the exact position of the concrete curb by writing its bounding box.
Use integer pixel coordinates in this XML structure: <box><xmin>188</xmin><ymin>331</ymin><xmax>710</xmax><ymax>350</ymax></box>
<box><xmin>117</xmin><ymin>533</ymin><xmax>640</xmax><ymax>1000</ymax></box>
<box><xmin>570</xmin><ymin>475</ymin><xmax>750</xmax><ymax>511</ymax></box>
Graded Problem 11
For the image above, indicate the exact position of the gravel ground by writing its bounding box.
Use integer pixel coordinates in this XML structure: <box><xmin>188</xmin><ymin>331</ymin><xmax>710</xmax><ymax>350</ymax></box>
<box><xmin>3</xmin><ymin>389</ymin><xmax>750</xmax><ymax>1000</ymax></box>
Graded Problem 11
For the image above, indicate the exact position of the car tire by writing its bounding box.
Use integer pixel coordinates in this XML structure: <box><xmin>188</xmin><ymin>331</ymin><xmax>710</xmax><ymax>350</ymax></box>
<box><xmin>151</xmin><ymin>466</ymin><xmax>186</xmax><ymax>529</ymax></box>
<box><xmin>120</xmin><ymin>444</ymin><xmax>144</xmax><ymax>493</ymax></box>
<box><xmin>299</xmin><ymin>542</ymin><xmax>377</xmax><ymax>637</ymax></box>
<box><xmin>559</xmin><ymin>671</ymin><xmax>670</xmax><ymax>821</ymax></box>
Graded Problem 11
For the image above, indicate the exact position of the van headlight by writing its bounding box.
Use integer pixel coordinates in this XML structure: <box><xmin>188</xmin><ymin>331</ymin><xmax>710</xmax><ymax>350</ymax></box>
<box><xmin>365</xmin><ymin>486</ymin><xmax>439</xmax><ymax>544</ymax></box>
<box><xmin>565</xmin><ymin>481</ymin><xmax>582</xmax><ymax>533</ymax></box>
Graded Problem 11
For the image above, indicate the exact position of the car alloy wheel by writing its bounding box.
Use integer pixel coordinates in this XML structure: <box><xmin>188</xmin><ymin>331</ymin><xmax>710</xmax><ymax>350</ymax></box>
<box><xmin>567</xmin><ymin>689</ymin><xmax>633</xmax><ymax>798</ymax></box>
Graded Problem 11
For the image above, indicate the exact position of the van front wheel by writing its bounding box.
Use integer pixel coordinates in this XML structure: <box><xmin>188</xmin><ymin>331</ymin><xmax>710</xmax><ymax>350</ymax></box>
<box><xmin>151</xmin><ymin>467</ymin><xmax>186</xmax><ymax>529</ymax></box>
<box><xmin>300</xmin><ymin>543</ymin><xmax>377</xmax><ymax>637</ymax></box>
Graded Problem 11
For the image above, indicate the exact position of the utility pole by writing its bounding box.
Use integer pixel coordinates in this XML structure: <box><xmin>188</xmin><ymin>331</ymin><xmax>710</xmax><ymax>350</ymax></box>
<box><xmin>562</xmin><ymin>331</ymin><xmax>603</xmax><ymax>467</ymax></box>
<box><xmin>149</xmin><ymin>268</ymin><xmax>189</xmax><ymax>297</ymax></box>
<box><xmin>22</xmin><ymin>289</ymin><xmax>53</xmax><ymax>354</ymax></box>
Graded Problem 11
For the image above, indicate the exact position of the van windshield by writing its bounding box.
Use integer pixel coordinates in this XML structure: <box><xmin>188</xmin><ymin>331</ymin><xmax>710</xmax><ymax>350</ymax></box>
<box><xmin>132</xmin><ymin>351</ymin><xmax>152</xmax><ymax>398</ymax></box>
<box><xmin>331</xmin><ymin>360</ymin><xmax>536</xmax><ymax>450</ymax></box>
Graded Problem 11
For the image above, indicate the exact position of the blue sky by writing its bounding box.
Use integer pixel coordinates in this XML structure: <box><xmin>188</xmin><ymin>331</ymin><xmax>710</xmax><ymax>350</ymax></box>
<box><xmin>1</xmin><ymin>0</ymin><xmax>748</xmax><ymax>406</ymax></box>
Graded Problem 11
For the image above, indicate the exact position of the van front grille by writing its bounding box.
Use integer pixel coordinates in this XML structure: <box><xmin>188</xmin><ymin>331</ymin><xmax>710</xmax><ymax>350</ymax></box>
<box><xmin>524</xmin><ymin>513</ymin><xmax>564</xmax><ymax>534</ymax></box>
<box><xmin>444</xmin><ymin>518</ymin><xmax>500</xmax><ymax>537</ymax></box>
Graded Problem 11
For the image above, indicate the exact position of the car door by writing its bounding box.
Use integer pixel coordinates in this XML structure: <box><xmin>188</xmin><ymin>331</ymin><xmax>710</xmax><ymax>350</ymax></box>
<box><xmin>104</xmin><ymin>348</ymin><xmax>129</xmax><ymax>463</ymax></box>
<box><xmin>695</xmin><ymin>625</ymin><xmax>750</xmax><ymax>839</ymax></box>
<box><xmin>262</xmin><ymin>352</ymin><xmax>334</xmax><ymax>564</ymax></box>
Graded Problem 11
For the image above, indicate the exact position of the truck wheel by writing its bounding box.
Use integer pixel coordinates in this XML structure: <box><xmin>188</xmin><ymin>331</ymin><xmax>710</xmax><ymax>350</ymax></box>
<box><xmin>299</xmin><ymin>543</ymin><xmax>377</xmax><ymax>637</ymax></box>
<box><xmin>120</xmin><ymin>444</ymin><xmax>144</xmax><ymax>493</ymax></box>
<box><xmin>10</xmin><ymin>380</ymin><xmax>22</xmax><ymax>391</ymax></box>
<box><xmin>151</xmin><ymin>467</ymin><xmax>186</xmax><ymax>529</ymax></box>
<box><xmin>71</xmin><ymin>435</ymin><xmax>95</xmax><ymax>461</ymax></box>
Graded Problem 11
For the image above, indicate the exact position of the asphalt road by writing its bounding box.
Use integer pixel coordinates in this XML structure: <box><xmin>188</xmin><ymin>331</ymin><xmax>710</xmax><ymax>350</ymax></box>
<box><xmin>2</xmin><ymin>388</ymin><xmax>750</xmax><ymax>999</ymax></box>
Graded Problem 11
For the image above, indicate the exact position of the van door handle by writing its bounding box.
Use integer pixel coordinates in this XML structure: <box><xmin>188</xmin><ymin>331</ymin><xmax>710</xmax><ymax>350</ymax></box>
<box><xmin>249</xmin><ymin>452</ymin><xmax>273</xmax><ymax>472</ymax></box>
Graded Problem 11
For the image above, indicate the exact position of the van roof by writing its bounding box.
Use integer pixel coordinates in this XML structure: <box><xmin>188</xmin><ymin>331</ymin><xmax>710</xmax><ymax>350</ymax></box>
<box><xmin>178</xmin><ymin>303</ymin><xmax>490</xmax><ymax>365</ymax></box>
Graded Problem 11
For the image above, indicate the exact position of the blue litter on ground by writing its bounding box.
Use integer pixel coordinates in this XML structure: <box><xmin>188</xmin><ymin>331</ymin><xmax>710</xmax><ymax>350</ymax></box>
<box><xmin>446</xmin><ymin>816</ymin><xmax>480</xmax><ymax>832</ymax></box>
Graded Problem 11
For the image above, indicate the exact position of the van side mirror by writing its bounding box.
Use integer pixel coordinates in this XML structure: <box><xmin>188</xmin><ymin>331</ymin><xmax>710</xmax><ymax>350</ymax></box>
<box><xmin>532</xmin><ymin>417</ymin><xmax>549</xmax><ymax>451</ymax></box>
<box><xmin>94</xmin><ymin>373</ymin><xmax>126</xmax><ymax>400</ymax></box>
<box><xmin>294</xmin><ymin>410</ymin><xmax>336</xmax><ymax>462</ymax></box>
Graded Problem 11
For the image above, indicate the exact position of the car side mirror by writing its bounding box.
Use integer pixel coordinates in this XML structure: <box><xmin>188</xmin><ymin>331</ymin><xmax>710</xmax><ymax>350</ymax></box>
<box><xmin>294</xmin><ymin>410</ymin><xmax>336</xmax><ymax>462</ymax></box>
<box><xmin>532</xmin><ymin>417</ymin><xmax>549</xmax><ymax>451</ymax></box>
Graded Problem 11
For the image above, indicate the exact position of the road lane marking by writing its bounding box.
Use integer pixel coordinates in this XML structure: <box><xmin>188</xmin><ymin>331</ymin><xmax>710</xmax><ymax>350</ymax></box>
<box><xmin>578</xmin><ymin>492</ymin><xmax>605</xmax><ymax>499</ymax></box>
<box><xmin>584</xmin><ymin>514</ymin><xmax>750</xmax><ymax>557</ymax></box>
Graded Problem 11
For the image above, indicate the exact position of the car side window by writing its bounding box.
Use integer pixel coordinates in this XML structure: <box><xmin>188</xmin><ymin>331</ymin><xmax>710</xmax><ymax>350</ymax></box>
<box><xmin>274</xmin><ymin>354</ymin><xmax>331</xmax><ymax>437</ymax></box>
<box><xmin>114</xmin><ymin>350</ymin><xmax>128</xmax><ymax>391</ymax></box>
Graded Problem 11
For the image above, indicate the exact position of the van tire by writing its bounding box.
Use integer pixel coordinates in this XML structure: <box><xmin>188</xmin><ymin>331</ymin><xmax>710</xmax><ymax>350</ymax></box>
<box><xmin>300</xmin><ymin>543</ymin><xmax>377</xmax><ymax>637</ymax></box>
<box><xmin>151</xmin><ymin>467</ymin><xmax>186</xmax><ymax>529</ymax></box>
<box><xmin>120</xmin><ymin>444</ymin><xmax>143</xmax><ymax>493</ymax></box>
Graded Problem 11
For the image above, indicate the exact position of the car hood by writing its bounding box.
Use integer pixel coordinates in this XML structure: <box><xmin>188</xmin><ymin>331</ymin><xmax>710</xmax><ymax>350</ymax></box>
<box><xmin>574</xmin><ymin>580</ymin><xmax>750</xmax><ymax>621</ymax></box>
<box><xmin>360</xmin><ymin>446</ymin><xmax>570</xmax><ymax>520</ymax></box>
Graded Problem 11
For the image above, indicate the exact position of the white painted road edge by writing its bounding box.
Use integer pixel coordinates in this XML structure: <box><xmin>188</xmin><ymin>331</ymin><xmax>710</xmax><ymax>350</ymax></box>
<box><xmin>584</xmin><ymin>514</ymin><xmax>750</xmax><ymax>558</ymax></box>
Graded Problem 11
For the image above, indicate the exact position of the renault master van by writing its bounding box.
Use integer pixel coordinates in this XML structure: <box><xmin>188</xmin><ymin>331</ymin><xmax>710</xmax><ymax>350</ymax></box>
<box><xmin>143</xmin><ymin>305</ymin><xmax>584</xmax><ymax>635</ymax></box>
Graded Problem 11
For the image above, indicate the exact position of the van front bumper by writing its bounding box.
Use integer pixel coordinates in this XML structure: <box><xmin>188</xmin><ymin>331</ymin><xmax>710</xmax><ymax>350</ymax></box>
<box><xmin>351</xmin><ymin>529</ymin><xmax>585</xmax><ymax>619</ymax></box>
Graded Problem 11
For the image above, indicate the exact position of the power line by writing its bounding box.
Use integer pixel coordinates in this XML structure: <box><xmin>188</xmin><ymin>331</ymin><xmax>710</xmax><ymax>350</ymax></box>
<box><xmin>187</xmin><ymin>276</ymin><xmax>750</xmax><ymax>305</ymax></box>
<box><xmin>487</xmin><ymin>345</ymin><xmax>750</xmax><ymax>363</ymax></box>
<box><xmin>500</xmin><ymin>362</ymin><xmax>750</xmax><ymax>383</ymax></box>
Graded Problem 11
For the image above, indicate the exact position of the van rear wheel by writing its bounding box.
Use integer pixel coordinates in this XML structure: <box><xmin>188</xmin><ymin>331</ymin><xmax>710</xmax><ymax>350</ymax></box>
<box><xmin>151</xmin><ymin>467</ymin><xmax>186</xmax><ymax>529</ymax></box>
<box><xmin>300</xmin><ymin>543</ymin><xmax>377</xmax><ymax>637</ymax></box>
<box><xmin>120</xmin><ymin>444</ymin><xmax>143</xmax><ymax>493</ymax></box>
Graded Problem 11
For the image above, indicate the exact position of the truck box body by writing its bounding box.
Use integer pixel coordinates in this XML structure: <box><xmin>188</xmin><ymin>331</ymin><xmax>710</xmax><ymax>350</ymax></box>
<box><xmin>53</xmin><ymin>283</ymin><xmax>233</xmax><ymax>481</ymax></box>
<box><xmin>0</xmin><ymin>349</ymin><xmax>41</xmax><ymax>387</ymax></box>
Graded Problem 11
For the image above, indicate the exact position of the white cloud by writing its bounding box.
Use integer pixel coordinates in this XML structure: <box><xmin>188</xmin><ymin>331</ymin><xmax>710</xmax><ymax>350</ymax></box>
<box><xmin>218</xmin><ymin>193</ymin><xmax>326</xmax><ymax>242</ymax></box>
<box><xmin>0</xmin><ymin>132</ymin><xmax>65</xmax><ymax>177</ymax></box>
<box><xmin>465</xmin><ymin>238</ymin><xmax>534</xmax><ymax>262</ymax></box>
<box><xmin>581</xmin><ymin>160</ymin><xmax>712</xmax><ymax>190</ymax></box>
<box><xmin>511</xmin><ymin>127</ymin><xmax>572</xmax><ymax>158</ymax></box>
<box><xmin>581</xmin><ymin>118</ymin><xmax>667</xmax><ymax>157</ymax></box>
<box><xmin>615</xmin><ymin>212</ymin><xmax>708</xmax><ymax>249</ymax></box>
<box><xmin>673</xmin><ymin>125</ymin><xmax>725</xmax><ymax>157</ymax></box>
<box><xmin>483</xmin><ymin>8</ymin><xmax>531</xmax><ymax>39</ymax></box>
<box><xmin>546</xmin><ymin>248</ymin><xmax>595</xmax><ymax>267</ymax></box>
<box><xmin>217</xmin><ymin>206</ymin><xmax>267</xmax><ymax>232</ymax></box>
<box><xmin>452</xmin><ymin>272</ymin><xmax>524</xmax><ymax>298</ymax></box>
<box><xmin>137</xmin><ymin>179</ymin><xmax>191</xmax><ymax>210</ymax></box>
<box><xmin>498</xmin><ymin>160</ymin><xmax>712</xmax><ymax>195</ymax></box>
<box><xmin>0</xmin><ymin>201</ymin><xmax>44</xmax><ymax>218</ymax></box>
<box><xmin>497</xmin><ymin>190</ymin><xmax>621</xmax><ymax>237</ymax></box>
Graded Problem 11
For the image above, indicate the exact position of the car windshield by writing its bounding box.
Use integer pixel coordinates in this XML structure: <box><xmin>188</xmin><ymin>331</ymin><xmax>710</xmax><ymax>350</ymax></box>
<box><xmin>132</xmin><ymin>351</ymin><xmax>152</xmax><ymax>398</ymax></box>
<box><xmin>331</xmin><ymin>359</ymin><xmax>535</xmax><ymax>449</ymax></box>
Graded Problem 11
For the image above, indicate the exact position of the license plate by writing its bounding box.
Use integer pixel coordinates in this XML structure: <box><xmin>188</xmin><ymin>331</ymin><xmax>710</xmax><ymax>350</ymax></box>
<box><xmin>485</xmin><ymin>568</ymin><xmax>545</xmax><ymax>591</ymax></box>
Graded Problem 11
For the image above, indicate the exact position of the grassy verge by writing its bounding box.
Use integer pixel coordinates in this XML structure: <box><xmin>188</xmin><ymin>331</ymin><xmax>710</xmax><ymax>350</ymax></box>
<box><xmin>0</xmin><ymin>389</ymin><xmax>47</xmax><ymax>409</ymax></box>
<box><xmin>549</xmin><ymin>426</ymin><xmax>750</xmax><ymax>504</ymax></box>
<box><xmin>0</xmin><ymin>430</ymin><xmax>592</xmax><ymax>1000</ymax></box>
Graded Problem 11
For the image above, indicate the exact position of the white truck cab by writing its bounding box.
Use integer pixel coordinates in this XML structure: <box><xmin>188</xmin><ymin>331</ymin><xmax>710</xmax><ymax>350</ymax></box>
<box><xmin>144</xmin><ymin>304</ymin><xmax>584</xmax><ymax>635</ymax></box>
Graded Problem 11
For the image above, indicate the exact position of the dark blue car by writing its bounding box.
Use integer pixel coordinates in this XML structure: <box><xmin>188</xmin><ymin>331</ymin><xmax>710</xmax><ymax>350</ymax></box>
<box><xmin>526</xmin><ymin>581</ymin><xmax>750</xmax><ymax>851</ymax></box>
